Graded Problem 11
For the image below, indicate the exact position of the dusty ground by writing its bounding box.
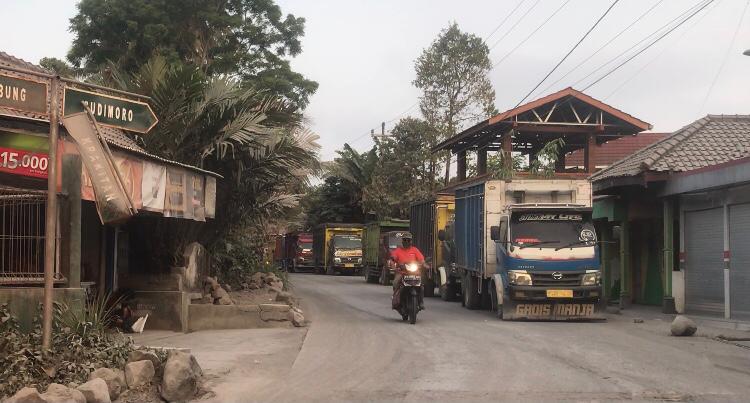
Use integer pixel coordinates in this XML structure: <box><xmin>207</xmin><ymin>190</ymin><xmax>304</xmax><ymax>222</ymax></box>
<box><xmin>136</xmin><ymin>273</ymin><xmax>750</xmax><ymax>402</ymax></box>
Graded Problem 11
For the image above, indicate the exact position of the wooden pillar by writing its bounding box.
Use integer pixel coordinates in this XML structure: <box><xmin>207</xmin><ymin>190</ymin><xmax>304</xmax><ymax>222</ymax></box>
<box><xmin>662</xmin><ymin>197</ymin><xmax>676</xmax><ymax>313</ymax></box>
<box><xmin>619</xmin><ymin>213</ymin><xmax>631</xmax><ymax>308</ymax></box>
<box><xmin>457</xmin><ymin>149</ymin><xmax>467</xmax><ymax>181</ymax></box>
<box><xmin>584</xmin><ymin>134</ymin><xmax>597</xmax><ymax>173</ymax></box>
<box><xmin>555</xmin><ymin>151</ymin><xmax>566</xmax><ymax>173</ymax></box>
<box><xmin>60</xmin><ymin>154</ymin><xmax>82</xmax><ymax>288</ymax></box>
<box><xmin>502</xmin><ymin>131</ymin><xmax>513</xmax><ymax>171</ymax></box>
<box><xmin>477</xmin><ymin>148</ymin><xmax>487</xmax><ymax>175</ymax></box>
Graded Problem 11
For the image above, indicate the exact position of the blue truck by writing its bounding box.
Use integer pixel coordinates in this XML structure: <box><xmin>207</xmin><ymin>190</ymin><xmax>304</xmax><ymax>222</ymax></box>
<box><xmin>449</xmin><ymin>178</ymin><xmax>605</xmax><ymax>320</ymax></box>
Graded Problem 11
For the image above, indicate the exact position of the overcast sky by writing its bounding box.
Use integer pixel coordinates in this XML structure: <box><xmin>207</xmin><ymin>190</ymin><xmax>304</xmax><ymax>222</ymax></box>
<box><xmin>3</xmin><ymin>0</ymin><xmax>749</xmax><ymax>161</ymax></box>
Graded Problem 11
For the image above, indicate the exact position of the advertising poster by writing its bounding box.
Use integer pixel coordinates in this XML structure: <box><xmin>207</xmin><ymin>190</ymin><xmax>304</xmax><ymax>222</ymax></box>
<box><xmin>141</xmin><ymin>161</ymin><xmax>166</xmax><ymax>212</ymax></box>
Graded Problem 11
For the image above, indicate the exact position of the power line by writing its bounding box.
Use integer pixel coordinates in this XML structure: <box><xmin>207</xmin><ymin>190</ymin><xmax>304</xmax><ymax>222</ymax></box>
<box><xmin>572</xmin><ymin>0</ymin><xmax>710</xmax><ymax>89</ymax></box>
<box><xmin>484</xmin><ymin>0</ymin><xmax>527</xmax><ymax>41</ymax></box>
<box><xmin>583</xmin><ymin>0</ymin><xmax>715</xmax><ymax>91</ymax></box>
<box><xmin>513</xmin><ymin>0</ymin><xmax>621</xmax><ymax>108</ymax></box>
<box><xmin>603</xmin><ymin>0</ymin><xmax>721</xmax><ymax>100</ymax></box>
<box><xmin>698</xmin><ymin>0</ymin><xmax>749</xmax><ymax>113</ymax></box>
<box><xmin>533</xmin><ymin>0</ymin><xmax>665</xmax><ymax>98</ymax></box>
<box><xmin>492</xmin><ymin>0</ymin><xmax>572</xmax><ymax>70</ymax></box>
<box><xmin>489</xmin><ymin>0</ymin><xmax>542</xmax><ymax>51</ymax></box>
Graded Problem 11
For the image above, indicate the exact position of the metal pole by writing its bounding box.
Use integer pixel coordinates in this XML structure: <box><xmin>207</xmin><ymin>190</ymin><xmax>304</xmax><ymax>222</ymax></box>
<box><xmin>42</xmin><ymin>77</ymin><xmax>60</xmax><ymax>349</ymax></box>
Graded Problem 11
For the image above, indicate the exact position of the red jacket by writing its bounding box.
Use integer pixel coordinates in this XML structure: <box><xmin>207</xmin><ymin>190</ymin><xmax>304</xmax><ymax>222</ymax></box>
<box><xmin>390</xmin><ymin>246</ymin><xmax>425</xmax><ymax>264</ymax></box>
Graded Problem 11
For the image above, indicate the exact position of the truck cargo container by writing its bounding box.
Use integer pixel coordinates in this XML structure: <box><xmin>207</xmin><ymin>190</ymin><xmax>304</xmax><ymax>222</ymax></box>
<box><xmin>452</xmin><ymin>178</ymin><xmax>604</xmax><ymax>320</ymax></box>
<box><xmin>313</xmin><ymin>223</ymin><xmax>364</xmax><ymax>275</ymax></box>
<box><xmin>410</xmin><ymin>194</ymin><xmax>455</xmax><ymax>298</ymax></box>
<box><xmin>362</xmin><ymin>219</ymin><xmax>410</xmax><ymax>284</ymax></box>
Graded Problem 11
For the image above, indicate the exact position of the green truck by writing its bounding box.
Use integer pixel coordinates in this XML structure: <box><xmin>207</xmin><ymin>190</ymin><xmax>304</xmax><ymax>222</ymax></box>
<box><xmin>313</xmin><ymin>223</ymin><xmax>364</xmax><ymax>275</ymax></box>
<box><xmin>362</xmin><ymin>219</ymin><xmax>410</xmax><ymax>284</ymax></box>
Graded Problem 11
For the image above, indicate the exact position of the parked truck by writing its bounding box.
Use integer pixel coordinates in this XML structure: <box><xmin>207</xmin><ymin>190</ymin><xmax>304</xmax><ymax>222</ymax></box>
<box><xmin>451</xmin><ymin>179</ymin><xmax>604</xmax><ymax>320</ymax></box>
<box><xmin>410</xmin><ymin>194</ymin><xmax>455</xmax><ymax>298</ymax></box>
<box><xmin>362</xmin><ymin>219</ymin><xmax>410</xmax><ymax>284</ymax></box>
<box><xmin>313</xmin><ymin>223</ymin><xmax>364</xmax><ymax>275</ymax></box>
<box><xmin>277</xmin><ymin>232</ymin><xmax>314</xmax><ymax>272</ymax></box>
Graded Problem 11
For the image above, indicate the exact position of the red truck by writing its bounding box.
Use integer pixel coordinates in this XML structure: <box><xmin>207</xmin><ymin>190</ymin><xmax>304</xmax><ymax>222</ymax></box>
<box><xmin>276</xmin><ymin>232</ymin><xmax>314</xmax><ymax>272</ymax></box>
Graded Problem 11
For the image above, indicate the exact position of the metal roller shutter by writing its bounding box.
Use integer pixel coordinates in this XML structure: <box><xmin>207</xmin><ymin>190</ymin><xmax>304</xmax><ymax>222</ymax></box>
<box><xmin>730</xmin><ymin>203</ymin><xmax>750</xmax><ymax>319</ymax></box>
<box><xmin>685</xmin><ymin>208</ymin><xmax>724</xmax><ymax>315</ymax></box>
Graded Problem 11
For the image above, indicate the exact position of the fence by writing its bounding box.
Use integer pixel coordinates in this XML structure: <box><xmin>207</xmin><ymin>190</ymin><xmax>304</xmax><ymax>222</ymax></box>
<box><xmin>0</xmin><ymin>186</ymin><xmax>59</xmax><ymax>284</ymax></box>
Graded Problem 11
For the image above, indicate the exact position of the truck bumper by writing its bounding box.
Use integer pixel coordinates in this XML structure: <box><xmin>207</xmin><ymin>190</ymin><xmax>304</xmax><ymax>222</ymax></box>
<box><xmin>502</xmin><ymin>285</ymin><xmax>605</xmax><ymax>321</ymax></box>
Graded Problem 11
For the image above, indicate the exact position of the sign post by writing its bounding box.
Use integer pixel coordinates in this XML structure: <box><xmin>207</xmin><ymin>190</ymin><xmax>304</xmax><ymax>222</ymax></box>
<box><xmin>41</xmin><ymin>77</ymin><xmax>58</xmax><ymax>349</ymax></box>
<box><xmin>63</xmin><ymin>87</ymin><xmax>158</xmax><ymax>133</ymax></box>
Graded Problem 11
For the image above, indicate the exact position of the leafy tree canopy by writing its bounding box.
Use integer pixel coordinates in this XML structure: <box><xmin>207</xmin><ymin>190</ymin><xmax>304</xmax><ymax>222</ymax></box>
<box><xmin>67</xmin><ymin>0</ymin><xmax>318</xmax><ymax>110</ymax></box>
<box><xmin>39</xmin><ymin>57</ymin><xmax>76</xmax><ymax>78</ymax></box>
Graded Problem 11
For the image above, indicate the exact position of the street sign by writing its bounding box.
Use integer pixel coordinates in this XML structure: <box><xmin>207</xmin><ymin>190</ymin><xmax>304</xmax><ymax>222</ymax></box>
<box><xmin>0</xmin><ymin>73</ymin><xmax>48</xmax><ymax>116</ymax></box>
<box><xmin>63</xmin><ymin>87</ymin><xmax>158</xmax><ymax>134</ymax></box>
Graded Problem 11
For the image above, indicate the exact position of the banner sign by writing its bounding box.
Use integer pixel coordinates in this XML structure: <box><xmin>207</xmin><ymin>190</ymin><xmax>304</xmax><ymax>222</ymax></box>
<box><xmin>0</xmin><ymin>74</ymin><xmax>48</xmax><ymax>116</ymax></box>
<box><xmin>82</xmin><ymin>152</ymin><xmax>143</xmax><ymax>208</ymax></box>
<box><xmin>63</xmin><ymin>87</ymin><xmax>158</xmax><ymax>134</ymax></box>
<box><xmin>62</xmin><ymin>111</ymin><xmax>134</xmax><ymax>224</ymax></box>
<box><xmin>0</xmin><ymin>147</ymin><xmax>48</xmax><ymax>178</ymax></box>
<box><xmin>141</xmin><ymin>161</ymin><xmax>166</xmax><ymax>212</ymax></box>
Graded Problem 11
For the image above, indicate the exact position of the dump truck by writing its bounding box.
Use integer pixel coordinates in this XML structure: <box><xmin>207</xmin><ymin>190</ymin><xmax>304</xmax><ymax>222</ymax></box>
<box><xmin>410</xmin><ymin>194</ymin><xmax>455</xmax><ymax>298</ymax></box>
<box><xmin>277</xmin><ymin>232</ymin><xmax>314</xmax><ymax>272</ymax></box>
<box><xmin>313</xmin><ymin>223</ymin><xmax>364</xmax><ymax>275</ymax></box>
<box><xmin>362</xmin><ymin>219</ymin><xmax>410</xmax><ymax>284</ymax></box>
<box><xmin>452</xmin><ymin>178</ymin><xmax>604</xmax><ymax>320</ymax></box>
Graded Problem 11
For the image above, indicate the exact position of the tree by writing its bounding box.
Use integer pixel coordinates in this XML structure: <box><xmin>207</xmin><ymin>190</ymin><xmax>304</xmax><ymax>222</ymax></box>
<box><xmin>413</xmin><ymin>22</ymin><xmax>496</xmax><ymax>184</ymax></box>
<box><xmin>302</xmin><ymin>177</ymin><xmax>365</xmax><ymax>229</ymax></box>
<box><xmin>39</xmin><ymin>57</ymin><xmax>77</xmax><ymax>78</ymax></box>
<box><xmin>105</xmin><ymin>56</ymin><xmax>319</xmax><ymax>270</ymax></box>
<box><xmin>67</xmin><ymin>0</ymin><xmax>318</xmax><ymax>110</ymax></box>
<box><xmin>363</xmin><ymin>117</ymin><xmax>440</xmax><ymax>219</ymax></box>
<box><xmin>325</xmin><ymin>144</ymin><xmax>378</xmax><ymax>215</ymax></box>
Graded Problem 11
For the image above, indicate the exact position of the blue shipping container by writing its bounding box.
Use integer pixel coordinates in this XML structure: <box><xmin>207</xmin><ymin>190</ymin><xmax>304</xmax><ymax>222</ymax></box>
<box><xmin>455</xmin><ymin>183</ymin><xmax>484</xmax><ymax>274</ymax></box>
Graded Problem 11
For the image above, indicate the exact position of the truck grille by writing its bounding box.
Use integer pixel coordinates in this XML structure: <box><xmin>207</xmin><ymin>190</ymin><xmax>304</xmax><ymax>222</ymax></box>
<box><xmin>338</xmin><ymin>257</ymin><xmax>360</xmax><ymax>264</ymax></box>
<box><xmin>531</xmin><ymin>271</ymin><xmax>583</xmax><ymax>286</ymax></box>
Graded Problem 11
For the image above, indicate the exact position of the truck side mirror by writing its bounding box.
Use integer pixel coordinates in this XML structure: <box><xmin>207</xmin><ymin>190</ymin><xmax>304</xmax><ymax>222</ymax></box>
<box><xmin>438</xmin><ymin>229</ymin><xmax>446</xmax><ymax>241</ymax></box>
<box><xmin>490</xmin><ymin>226</ymin><xmax>500</xmax><ymax>241</ymax></box>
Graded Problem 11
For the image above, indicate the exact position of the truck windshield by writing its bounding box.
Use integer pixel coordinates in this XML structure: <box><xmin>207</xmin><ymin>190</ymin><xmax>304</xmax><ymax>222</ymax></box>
<box><xmin>298</xmin><ymin>242</ymin><xmax>312</xmax><ymax>250</ymax></box>
<box><xmin>333</xmin><ymin>235</ymin><xmax>361</xmax><ymax>249</ymax></box>
<box><xmin>510</xmin><ymin>211</ymin><xmax>596</xmax><ymax>249</ymax></box>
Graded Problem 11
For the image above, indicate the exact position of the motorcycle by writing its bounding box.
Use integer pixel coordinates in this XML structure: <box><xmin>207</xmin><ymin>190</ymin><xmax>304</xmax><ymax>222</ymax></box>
<box><xmin>392</xmin><ymin>262</ymin><xmax>427</xmax><ymax>324</ymax></box>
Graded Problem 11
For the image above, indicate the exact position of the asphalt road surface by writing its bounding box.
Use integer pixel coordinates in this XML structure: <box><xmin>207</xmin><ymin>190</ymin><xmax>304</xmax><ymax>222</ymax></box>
<box><xmin>233</xmin><ymin>273</ymin><xmax>750</xmax><ymax>402</ymax></box>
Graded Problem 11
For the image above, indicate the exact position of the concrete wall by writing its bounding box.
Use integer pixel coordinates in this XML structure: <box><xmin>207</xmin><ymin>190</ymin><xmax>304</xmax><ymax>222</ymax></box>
<box><xmin>187</xmin><ymin>304</ymin><xmax>292</xmax><ymax>332</ymax></box>
<box><xmin>129</xmin><ymin>290</ymin><xmax>188</xmax><ymax>332</ymax></box>
<box><xmin>0</xmin><ymin>287</ymin><xmax>85</xmax><ymax>332</ymax></box>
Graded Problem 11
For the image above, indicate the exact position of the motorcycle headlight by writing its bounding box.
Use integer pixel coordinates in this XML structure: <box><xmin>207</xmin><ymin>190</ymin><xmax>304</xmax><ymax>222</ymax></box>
<box><xmin>334</xmin><ymin>257</ymin><xmax>341</xmax><ymax>264</ymax></box>
<box><xmin>508</xmin><ymin>270</ymin><xmax>532</xmax><ymax>286</ymax></box>
<box><xmin>406</xmin><ymin>263</ymin><xmax>419</xmax><ymax>273</ymax></box>
<box><xmin>581</xmin><ymin>270</ymin><xmax>601</xmax><ymax>286</ymax></box>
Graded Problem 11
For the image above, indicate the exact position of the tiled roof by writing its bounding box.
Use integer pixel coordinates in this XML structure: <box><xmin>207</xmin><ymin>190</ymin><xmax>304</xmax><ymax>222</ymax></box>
<box><xmin>0</xmin><ymin>52</ymin><xmax>50</xmax><ymax>75</ymax></box>
<box><xmin>566</xmin><ymin>132</ymin><xmax>668</xmax><ymax>167</ymax></box>
<box><xmin>590</xmin><ymin>115</ymin><xmax>750</xmax><ymax>182</ymax></box>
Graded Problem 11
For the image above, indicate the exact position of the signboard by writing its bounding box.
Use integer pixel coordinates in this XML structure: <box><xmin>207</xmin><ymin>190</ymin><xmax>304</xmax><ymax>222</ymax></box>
<box><xmin>0</xmin><ymin>131</ymin><xmax>50</xmax><ymax>178</ymax></box>
<box><xmin>62</xmin><ymin>111</ymin><xmax>135</xmax><ymax>224</ymax></box>
<box><xmin>63</xmin><ymin>87</ymin><xmax>158</xmax><ymax>133</ymax></box>
<box><xmin>0</xmin><ymin>73</ymin><xmax>48</xmax><ymax>116</ymax></box>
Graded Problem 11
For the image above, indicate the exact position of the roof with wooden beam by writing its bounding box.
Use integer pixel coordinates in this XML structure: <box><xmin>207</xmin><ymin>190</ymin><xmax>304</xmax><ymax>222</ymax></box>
<box><xmin>432</xmin><ymin>87</ymin><xmax>652</xmax><ymax>155</ymax></box>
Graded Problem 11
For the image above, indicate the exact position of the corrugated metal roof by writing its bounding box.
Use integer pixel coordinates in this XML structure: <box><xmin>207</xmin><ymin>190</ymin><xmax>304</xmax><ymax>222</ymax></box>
<box><xmin>0</xmin><ymin>52</ymin><xmax>51</xmax><ymax>75</ymax></box>
<box><xmin>590</xmin><ymin>115</ymin><xmax>750</xmax><ymax>182</ymax></box>
<box><xmin>566</xmin><ymin>132</ymin><xmax>668</xmax><ymax>167</ymax></box>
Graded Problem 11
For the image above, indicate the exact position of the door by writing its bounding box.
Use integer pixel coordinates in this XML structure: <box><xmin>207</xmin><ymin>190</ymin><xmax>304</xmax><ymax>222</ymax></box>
<box><xmin>730</xmin><ymin>203</ymin><xmax>750</xmax><ymax>319</ymax></box>
<box><xmin>684</xmin><ymin>208</ymin><xmax>724</xmax><ymax>315</ymax></box>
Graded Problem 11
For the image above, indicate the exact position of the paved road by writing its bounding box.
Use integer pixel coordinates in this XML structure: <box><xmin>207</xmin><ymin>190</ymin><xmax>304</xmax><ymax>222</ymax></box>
<box><xmin>225</xmin><ymin>273</ymin><xmax>750</xmax><ymax>402</ymax></box>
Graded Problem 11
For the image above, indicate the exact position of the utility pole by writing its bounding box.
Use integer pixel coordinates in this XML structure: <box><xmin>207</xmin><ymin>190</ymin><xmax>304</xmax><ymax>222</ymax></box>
<box><xmin>42</xmin><ymin>76</ymin><xmax>60</xmax><ymax>349</ymax></box>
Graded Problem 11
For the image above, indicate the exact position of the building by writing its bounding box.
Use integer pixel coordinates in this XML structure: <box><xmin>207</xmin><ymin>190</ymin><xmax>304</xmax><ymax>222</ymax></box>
<box><xmin>591</xmin><ymin>115</ymin><xmax>750</xmax><ymax>319</ymax></box>
<box><xmin>565</xmin><ymin>132</ymin><xmax>668</xmax><ymax>170</ymax></box>
<box><xmin>0</xmin><ymin>52</ymin><xmax>218</xmax><ymax>331</ymax></box>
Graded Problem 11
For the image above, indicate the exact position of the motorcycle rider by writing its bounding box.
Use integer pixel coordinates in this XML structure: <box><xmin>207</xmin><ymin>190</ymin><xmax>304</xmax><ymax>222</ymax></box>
<box><xmin>389</xmin><ymin>232</ymin><xmax>425</xmax><ymax>310</ymax></box>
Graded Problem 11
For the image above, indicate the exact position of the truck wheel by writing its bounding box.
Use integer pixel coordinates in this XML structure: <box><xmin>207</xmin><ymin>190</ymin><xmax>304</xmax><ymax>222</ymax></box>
<box><xmin>326</xmin><ymin>265</ymin><xmax>335</xmax><ymax>275</ymax></box>
<box><xmin>463</xmin><ymin>273</ymin><xmax>480</xmax><ymax>310</ymax></box>
<box><xmin>490</xmin><ymin>283</ymin><xmax>503</xmax><ymax>319</ymax></box>
<box><xmin>365</xmin><ymin>268</ymin><xmax>378</xmax><ymax>283</ymax></box>
<box><xmin>440</xmin><ymin>281</ymin><xmax>456</xmax><ymax>301</ymax></box>
<box><xmin>423</xmin><ymin>277</ymin><xmax>435</xmax><ymax>298</ymax></box>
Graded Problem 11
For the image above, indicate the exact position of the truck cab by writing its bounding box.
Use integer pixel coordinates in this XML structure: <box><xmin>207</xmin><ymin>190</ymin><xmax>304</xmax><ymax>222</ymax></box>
<box><xmin>492</xmin><ymin>205</ymin><xmax>603</xmax><ymax>320</ymax></box>
<box><xmin>327</xmin><ymin>233</ymin><xmax>363</xmax><ymax>275</ymax></box>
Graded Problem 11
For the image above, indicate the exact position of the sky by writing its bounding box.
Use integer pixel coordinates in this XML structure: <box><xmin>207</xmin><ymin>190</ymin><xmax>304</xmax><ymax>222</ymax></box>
<box><xmin>2</xmin><ymin>0</ymin><xmax>750</xmax><ymax>161</ymax></box>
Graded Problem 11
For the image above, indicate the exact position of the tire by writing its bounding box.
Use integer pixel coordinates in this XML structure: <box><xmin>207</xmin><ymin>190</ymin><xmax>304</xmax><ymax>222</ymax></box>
<box><xmin>289</xmin><ymin>262</ymin><xmax>296</xmax><ymax>273</ymax></box>
<box><xmin>463</xmin><ymin>273</ymin><xmax>480</xmax><ymax>310</ymax></box>
<box><xmin>379</xmin><ymin>267</ymin><xmax>386</xmax><ymax>285</ymax></box>
<box><xmin>423</xmin><ymin>275</ymin><xmax>435</xmax><ymax>298</ymax></box>
<box><xmin>490</xmin><ymin>281</ymin><xmax>503</xmax><ymax>319</ymax></box>
<box><xmin>440</xmin><ymin>280</ymin><xmax>457</xmax><ymax>302</ymax></box>
<box><xmin>325</xmin><ymin>265</ymin><xmax>335</xmax><ymax>275</ymax></box>
<box><xmin>409</xmin><ymin>292</ymin><xmax>418</xmax><ymax>324</ymax></box>
<box><xmin>365</xmin><ymin>267</ymin><xmax>378</xmax><ymax>283</ymax></box>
